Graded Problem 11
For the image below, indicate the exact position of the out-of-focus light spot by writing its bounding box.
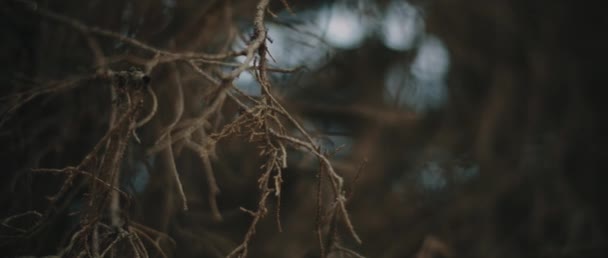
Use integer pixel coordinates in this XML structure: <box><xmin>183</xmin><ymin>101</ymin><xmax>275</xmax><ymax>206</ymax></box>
<box><xmin>317</xmin><ymin>4</ymin><xmax>370</xmax><ymax>49</ymax></box>
<box><xmin>384</xmin><ymin>35</ymin><xmax>450</xmax><ymax>113</ymax></box>
<box><xmin>404</xmin><ymin>79</ymin><xmax>447</xmax><ymax>112</ymax></box>
<box><xmin>454</xmin><ymin>164</ymin><xmax>480</xmax><ymax>183</ymax></box>
<box><xmin>384</xmin><ymin>63</ymin><xmax>408</xmax><ymax>103</ymax></box>
<box><xmin>381</xmin><ymin>1</ymin><xmax>423</xmax><ymax>51</ymax></box>
<box><xmin>384</xmin><ymin>63</ymin><xmax>447</xmax><ymax>112</ymax></box>
<box><xmin>132</xmin><ymin>161</ymin><xmax>150</xmax><ymax>193</ymax></box>
<box><xmin>411</xmin><ymin>36</ymin><xmax>450</xmax><ymax>80</ymax></box>
<box><xmin>132</xmin><ymin>156</ymin><xmax>155</xmax><ymax>194</ymax></box>
<box><xmin>419</xmin><ymin>161</ymin><xmax>447</xmax><ymax>191</ymax></box>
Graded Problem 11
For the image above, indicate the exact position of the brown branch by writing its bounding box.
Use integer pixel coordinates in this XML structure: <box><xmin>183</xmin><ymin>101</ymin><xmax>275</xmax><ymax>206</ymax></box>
<box><xmin>347</xmin><ymin>158</ymin><xmax>367</xmax><ymax>201</ymax></box>
<box><xmin>6</xmin><ymin>0</ymin><xmax>365</xmax><ymax>257</ymax></box>
<box><xmin>31</xmin><ymin>168</ymin><xmax>128</xmax><ymax>199</ymax></box>
<box><xmin>334</xmin><ymin>243</ymin><xmax>366</xmax><ymax>258</ymax></box>
<box><xmin>0</xmin><ymin>75</ymin><xmax>96</xmax><ymax>127</ymax></box>
<box><xmin>161</xmin><ymin>136</ymin><xmax>189</xmax><ymax>211</ymax></box>
<box><xmin>12</xmin><ymin>0</ymin><xmax>241</xmax><ymax>62</ymax></box>
<box><xmin>0</xmin><ymin>211</ymin><xmax>42</xmax><ymax>233</ymax></box>
<box><xmin>316</xmin><ymin>161</ymin><xmax>326</xmax><ymax>258</ymax></box>
<box><xmin>131</xmin><ymin>226</ymin><xmax>170</xmax><ymax>258</ymax></box>
<box><xmin>154</xmin><ymin>62</ymin><xmax>185</xmax><ymax>145</ymax></box>
<box><xmin>224</xmin><ymin>0</ymin><xmax>271</xmax><ymax>80</ymax></box>
<box><xmin>270</xmin><ymin>131</ymin><xmax>362</xmax><ymax>244</ymax></box>
<box><xmin>136</xmin><ymin>85</ymin><xmax>158</xmax><ymax>128</ymax></box>
<box><xmin>100</xmin><ymin>230</ymin><xmax>129</xmax><ymax>257</ymax></box>
<box><xmin>183</xmin><ymin>140</ymin><xmax>223</xmax><ymax>221</ymax></box>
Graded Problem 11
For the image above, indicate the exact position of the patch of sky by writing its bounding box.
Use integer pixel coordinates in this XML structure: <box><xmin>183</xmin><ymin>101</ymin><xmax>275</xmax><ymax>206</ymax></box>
<box><xmin>380</xmin><ymin>0</ymin><xmax>424</xmax><ymax>51</ymax></box>
<box><xmin>234</xmin><ymin>71</ymin><xmax>260</xmax><ymax>96</ymax></box>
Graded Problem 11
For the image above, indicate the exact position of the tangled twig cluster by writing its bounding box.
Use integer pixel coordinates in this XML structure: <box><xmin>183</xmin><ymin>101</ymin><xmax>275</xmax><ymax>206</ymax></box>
<box><xmin>1</xmin><ymin>0</ymin><xmax>363</xmax><ymax>257</ymax></box>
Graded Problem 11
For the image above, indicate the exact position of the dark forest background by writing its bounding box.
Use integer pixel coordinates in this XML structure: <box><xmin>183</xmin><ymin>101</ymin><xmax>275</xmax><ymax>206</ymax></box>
<box><xmin>1</xmin><ymin>0</ymin><xmax>607</xmax><ymax>257</ymax></box>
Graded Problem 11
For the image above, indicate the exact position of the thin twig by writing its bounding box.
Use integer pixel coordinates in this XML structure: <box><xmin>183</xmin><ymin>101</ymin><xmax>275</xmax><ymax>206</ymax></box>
<box><xmin>162</xmin><ymin>136</ymin><xmax>188</xmax><ymax>211</ymax></box>
<box><xmin>12</xmin><ymin>0</ymin><xmax>241</xmax><ymax>61</ymax></box>
<box><xmin>183</xmin><ymin>140</ymin><xmax>223</xmax><ymax>221</ymax></box>
<box><xmin>136</xmin><ymin>85</ymin><xmax>158</xmax><ymax>128</ymax></box>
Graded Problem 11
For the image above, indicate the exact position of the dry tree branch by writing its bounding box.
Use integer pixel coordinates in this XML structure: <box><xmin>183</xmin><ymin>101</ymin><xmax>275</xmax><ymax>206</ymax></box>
<box><xmin>258</xmin><ymin>42</ymin><xmax>361</xmax><ymax>248</ymax></box>
<box><xmin>227</xmin><ymin>155</ymin><xmax>276</xmax><ymax>258</ymax></box>
<box><xmin>162</xmin><ymin>135</ymin><xmax>189</xmax><ymax>211</ymax></box>
<box><xmin>192</xmin><ymin>59</ymin><xmax>304</xmax><ymax>73</ymax></box>
<box><xmin>131</xmin><ymin>229</ymin><xmax>150</xmax><ymax>258</ymax></box>
<box><xmin>11</xmin><ymin>0</ymin><xmax>242</xmax><ymax>62</ymax></box>
<box><xmin>280</xmin><ymin>0</ymin><xmax>295</xmax><ymax>15</ymax></box>
<box><xmin>4</xmin><ymin>0</ymin><xmax>364</xmax><ymax>257</ymax></box>
<box><xmin>56</xmin><ymin>225</ymin><xmax>89</xmax><ymax>257</ymax></box>
<box><xmin>146</xmin><ymin>82</ymin><xmax>228</xmax><ymax>154</ymax></box>
<box><xmin>99</xmin><ymin>229</ymin><xmax>129</xmax><ymax>257</ymax></box>
<box><xmin>154</xmin><ymin>63</ymin><xmax>185</xmax><ymax>145</ymax></box>
<box><xmin>184</xmin><ymin>139</ymin><xmax>223</xmax><ymax>221</ymax></box>
<box><xmin>14</xmin><ymin>70</ymin><xmax>152</xmax><ymax>256</ymax></box>
<box><xmin>0</xmin><ymin>75</ymin><xmax>96</xmax><ymax>127</ymax></box>
<box><xmin>0</xmin><ymin>211</ymin><xmax>42</xmax><ymax>234</ymax></box>
<box><xmin>334</xmin><ymin>243</ymin><xmax>367</xmax><ymax>258</ymax></box>
<box><xmin>131</xmin><ymin>222</ymin><xmax>177</xmax><ymax>247</ymax></box>
<box><xmin>222</xmin><ymin>0</ymin><xmax>361</xmax><ymax>256</ymax></box>
<box><xmin>130</xmin><ymin>225</ymin><xmax>171</xmax><ymax>258</ymax></box>
<box><xmin>136</xmin><ymin>86</ymin><xmax>158</xmax><ymax>128</ymax></box>
<box><xmin>345</xmin><ymin>158</ymin><xmax>368</xmax><ymax>201</ymax></box>
<box><xmin>225</xmin><ymin>0</ymin><xmax>270</xmax><ymax>81</ymax></box>
<box><xmin>31</xmin><ymin>167</ymin><xmax>129</xmax><ymax>200</ymax></box>
<box><xmin>317</xmin><ymin>160</ymin><xmax>327</xmax><ymax>258</ymax></box>
<box><xmin>271</xmin><ymin>132</ymin><xmax>362</xmax><ymax>244</ymax></box>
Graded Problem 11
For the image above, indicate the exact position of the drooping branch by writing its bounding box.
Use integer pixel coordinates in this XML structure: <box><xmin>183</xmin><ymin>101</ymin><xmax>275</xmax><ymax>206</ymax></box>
<box><xmin>2</xmin><ymin>0</ymin><xmax>365</xmax><ymax>257</ymax></box>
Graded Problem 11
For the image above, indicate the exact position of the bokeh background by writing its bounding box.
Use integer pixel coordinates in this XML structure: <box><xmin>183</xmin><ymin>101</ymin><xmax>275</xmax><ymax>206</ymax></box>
<box><xmin>1</xmin><ymin>0</ymin><xmax>607</xmax><ymax>257</ymax></box>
